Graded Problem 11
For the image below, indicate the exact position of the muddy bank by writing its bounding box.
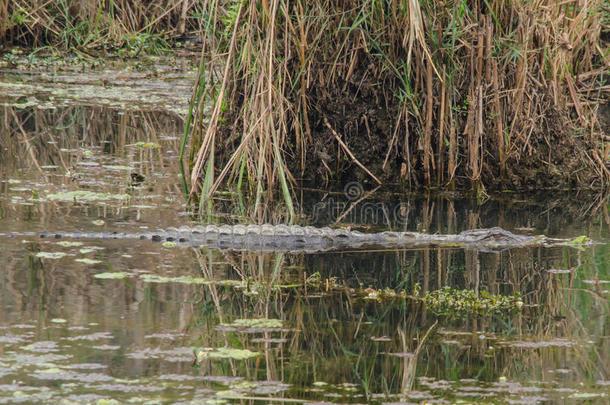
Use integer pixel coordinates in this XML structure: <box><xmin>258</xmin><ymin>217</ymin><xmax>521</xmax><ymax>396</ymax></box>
<box><xmin>201</xmin><ymin>1</ymin><xmax>609</xmax><ymax>199</ymax></box>
<box><xmin>292</xmin><ymin>52</ymin><xmax>607</xmax><ymax>191</ymax></box>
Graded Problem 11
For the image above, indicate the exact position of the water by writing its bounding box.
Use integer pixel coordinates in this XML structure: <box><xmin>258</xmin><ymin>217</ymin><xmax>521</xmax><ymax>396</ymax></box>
<box><xmin>0</xmin><ymin>61</ymin><xmax>608</xmax><ymax>404</ymax></box>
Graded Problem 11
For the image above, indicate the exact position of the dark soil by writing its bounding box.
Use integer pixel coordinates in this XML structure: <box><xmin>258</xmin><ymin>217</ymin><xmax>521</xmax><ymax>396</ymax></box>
<box><xmin>287</xmin><ymin>54</ymin><xmax>604</xmax><ymax>191</ymax></box>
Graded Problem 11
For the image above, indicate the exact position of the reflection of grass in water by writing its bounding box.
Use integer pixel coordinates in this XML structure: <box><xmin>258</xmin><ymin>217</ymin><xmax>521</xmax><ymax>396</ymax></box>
<box><xmin>180</xmin><ymin>241</ymin><xmax>608</xmax><ymax>399</ymax></box>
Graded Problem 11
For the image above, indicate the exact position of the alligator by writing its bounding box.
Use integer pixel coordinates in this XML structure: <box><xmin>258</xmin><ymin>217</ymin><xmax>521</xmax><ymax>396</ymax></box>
<box><xmin>2</xmin><ymin>224</ymin><xmax>576</xmax><ymax>253</ymax></box>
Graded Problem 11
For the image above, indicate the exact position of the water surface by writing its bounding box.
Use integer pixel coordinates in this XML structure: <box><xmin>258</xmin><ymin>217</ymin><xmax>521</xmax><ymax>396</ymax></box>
<box><xmin>0</xmin><ymin>63</ymin><xmax>608</xmax><ymax>404</ymax></box>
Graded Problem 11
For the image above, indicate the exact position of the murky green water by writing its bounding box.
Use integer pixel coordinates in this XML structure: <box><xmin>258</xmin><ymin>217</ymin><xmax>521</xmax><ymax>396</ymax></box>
<box><xmin>0</xmin><ymin>62</ymin><xmax>608</xmax><ymax>404</ymax></box>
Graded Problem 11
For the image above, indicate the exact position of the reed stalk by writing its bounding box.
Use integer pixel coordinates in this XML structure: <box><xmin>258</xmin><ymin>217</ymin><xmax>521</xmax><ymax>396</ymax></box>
<box><xmin>184</xmin><ymin>0</ymin><xmax>607</xmax><ymax>218</ymax></box>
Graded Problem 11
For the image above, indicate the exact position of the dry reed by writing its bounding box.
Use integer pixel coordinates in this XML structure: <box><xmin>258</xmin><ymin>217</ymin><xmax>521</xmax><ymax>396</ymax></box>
<box><xmin>186</xmin><ymin>0</ymin><xmax>608</xmax><ymax>218</ymax></box>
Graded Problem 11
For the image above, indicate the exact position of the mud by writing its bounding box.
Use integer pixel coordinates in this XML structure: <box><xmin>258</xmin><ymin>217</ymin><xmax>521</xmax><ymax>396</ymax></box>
<box><xmin>283</xmin><ymin>53</ymin><xmax>605</xmax><ymax>191</ymax></box>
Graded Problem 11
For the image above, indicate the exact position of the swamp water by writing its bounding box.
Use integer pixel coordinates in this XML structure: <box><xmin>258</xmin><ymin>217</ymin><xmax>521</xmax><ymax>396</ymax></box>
<box><xmin>0</xmin><ymin>61</ymin><xmax>608</xmax><ymax>404</ymax></box>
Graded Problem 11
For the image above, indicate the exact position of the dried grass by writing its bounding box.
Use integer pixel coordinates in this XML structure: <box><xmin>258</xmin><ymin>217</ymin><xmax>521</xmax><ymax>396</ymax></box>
<box><xmin>186</xmin><ymin>0</ymin><xmax>608</xmax><ymax>217</ymax></box>
<box><xmin>0</xmin><ymin>0</ymin><xmax>199</xmax><ymax>48</ymax></box>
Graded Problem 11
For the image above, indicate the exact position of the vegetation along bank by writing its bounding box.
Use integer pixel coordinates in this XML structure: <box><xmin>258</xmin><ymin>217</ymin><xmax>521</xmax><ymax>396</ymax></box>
<box><xmin>2</xmin><ymin>1</ymin><xmax>609</xmax><ymax>206</ymax></box>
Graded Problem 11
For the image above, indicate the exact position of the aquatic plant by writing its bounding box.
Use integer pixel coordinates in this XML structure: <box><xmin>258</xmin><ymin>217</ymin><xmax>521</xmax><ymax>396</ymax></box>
<box><xmin>422</xmin><ymin>286</ymin><xmax>523</xmax><ymax>318</ymax></box>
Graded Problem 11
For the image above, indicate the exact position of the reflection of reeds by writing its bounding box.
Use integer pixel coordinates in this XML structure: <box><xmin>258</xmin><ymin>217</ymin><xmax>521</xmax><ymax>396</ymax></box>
<box><xmin>0</xmin><ymin>105</ymin><xmax>181</xmax><ymax>171</ymax></box>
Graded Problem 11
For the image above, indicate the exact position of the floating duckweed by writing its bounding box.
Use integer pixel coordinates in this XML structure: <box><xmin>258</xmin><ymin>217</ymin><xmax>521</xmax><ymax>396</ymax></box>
<box><xmin>94</xmin><ymin>272</ymin><xmax>129</xmax><ymax>279</ymax></box>
<box><xmin>364</xmin><ymin>288</ymin><xmax>405</xmax><ymax>301</ymax></box>
<box><xmin>36</xmin><ymin>252</ymin><xmax>67</xmax><ymax>259</ymax></box>
<box><xmin>56</xmin><ymin>241</ymin><xmax>83</xmax><ymax>247</ymax></box>
<box><xmin>46</xmin><ymin>191</ymin><xmax>130</xmax><ymax>203</ymax></box>
<box><xmin>162</xmin><ymin>241</ymin><xmax>177</xmax><ymax>248</ymax></box>
<box><xmin>568</xmin><ymin>392</ymin><xmax>607</xmax><ymax>399</ymax></box>
<box><xmin>215</xmin><ymin>391</ymin><xmax>240</xmax><ymax>399</ymax></box>
<box><xmin>130</xmin><ymin>141</ymin><xmax>160</xmax><ymax>149</ymax></box>
<box><xmin>92</xmin><ymin>220</ymin><xmax>105</xmax><ymax>226</ymax></box>
<box><xmin>224</xmin><ymin>319</ymin><xmax>283</xmax><ymax>329</ymax></box>
<box><xmin>566</xmin><ymin>235</ymin><xmax>591</xmax><ymax>245</ymax></box>
<box><xmin>230</xmin><ymin>381</ymin><xmax>258</xmax><ymax>390</ymax></box>
<box><xmin>51</xmin><ymin>318</ymin><xmax>67</xmax><ymax>323</ymax></box>
<box><xmin>102</xmin><ymin>165</ymin><xmax>132</xmax><ymax>171</ymax></box>
<box><xmin>140</xmin><ymin>274</ymin><xmax>211</xmax><ymax>284</ymax></box>
<box><xmin>97</xmin><ymin>399</ymin><xmax>121</xmax><ymax>405</ymax></box>
<box><xmin>422</xmin><ymin>287</ymin><xmax>523</xmax><ymax>318</ymax></box>
<box><xmin>195</xmin><ymin>347</ymin><xmax>259</xmax><ymax>362</ymax></box>
<box><xmin>75</xmin><ymin>258</ymin><xmax>102</xmax><ymax>265</ymax></box>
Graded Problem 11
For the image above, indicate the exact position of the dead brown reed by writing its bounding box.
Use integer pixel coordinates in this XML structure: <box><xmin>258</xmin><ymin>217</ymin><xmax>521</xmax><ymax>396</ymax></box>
<box><xmin>185</xmin><ymin>0</ymin><xmax>608</xmax><ymax>215</ymax></box>
<box><xmin>0</xmin><ymin>0</ymin><xmax>199</xmax><ymax>49</ymax></box>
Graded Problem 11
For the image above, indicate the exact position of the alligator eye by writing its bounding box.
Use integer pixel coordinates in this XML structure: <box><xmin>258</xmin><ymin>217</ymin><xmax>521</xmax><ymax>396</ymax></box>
<box><xmin>178</xmin><ymin>237</ymin><xmax>187</xmax><ymax>242</ymax></box>
<box><xmin>166</xmin><ymin>237</ymin><xmax>175</xmax><ymax>242</ymax></box>
<box><xmin>151</xmin><ymin>235</ymin><xmax>162</xmax><ymax>241</ymax></box>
